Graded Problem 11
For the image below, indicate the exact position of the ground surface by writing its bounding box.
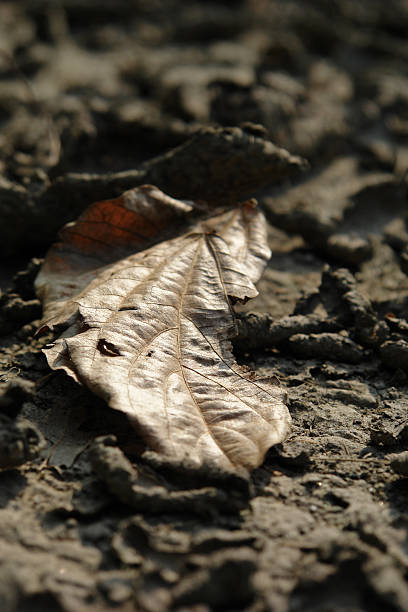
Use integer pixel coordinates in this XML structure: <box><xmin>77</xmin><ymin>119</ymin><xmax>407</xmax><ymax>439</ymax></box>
<box><xmin>1</xmin><ymin>1</ymin><xmax>408</xmax><ymax>611</ymax></box>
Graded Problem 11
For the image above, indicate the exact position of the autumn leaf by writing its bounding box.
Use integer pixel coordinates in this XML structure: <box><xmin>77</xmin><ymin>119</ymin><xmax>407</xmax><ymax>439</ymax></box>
<box><xmin>35</xmin><ymin>185</ymin><xmax>291</xmax><ymax>475</ymax></box>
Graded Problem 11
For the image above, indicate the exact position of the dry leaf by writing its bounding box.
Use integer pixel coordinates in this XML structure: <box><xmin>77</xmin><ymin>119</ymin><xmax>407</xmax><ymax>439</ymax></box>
<box><xmin>36</xmin><ymin>185</ymin><xmax>291</xmax><ymax>475</ymax></box>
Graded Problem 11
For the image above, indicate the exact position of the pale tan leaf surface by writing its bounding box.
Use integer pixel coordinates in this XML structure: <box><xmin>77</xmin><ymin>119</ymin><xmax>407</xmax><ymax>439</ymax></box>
<box><xmin>196</xmin><ymin>198</ymin><xmax>271</xmax><ymax>287</ymax></box>
<box><xmin>35</xmin><ymin>185</ymin><xmax>197</xmax><ymax>327</ymax></box>
<box><xmin>37</xmin><ymin>186</ymin><xmax>290</xmax><ymax>475</ymax></box>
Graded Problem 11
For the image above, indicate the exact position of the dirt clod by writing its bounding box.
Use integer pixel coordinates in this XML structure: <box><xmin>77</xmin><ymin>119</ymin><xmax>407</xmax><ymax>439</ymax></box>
<box><xmin>0</xmin><ymin>414</ymin><xmax>44</xmax><ymax>468</ymax></box>
<box><xmin>0</xmin><ymin>378</ymin><xmax>35</xmax><ymax>419</ymax></box>
<box><xmin>390</xmin><ymin>451</ymin><xmax>408</xmax><ymax>476</ymax></box>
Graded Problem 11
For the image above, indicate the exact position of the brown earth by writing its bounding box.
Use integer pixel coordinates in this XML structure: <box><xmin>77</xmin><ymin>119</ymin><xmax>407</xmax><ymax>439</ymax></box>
<box><xmin>1</xmin><ymin>1</ymin><xmax>408</xmax><ymax>611</ymax></box>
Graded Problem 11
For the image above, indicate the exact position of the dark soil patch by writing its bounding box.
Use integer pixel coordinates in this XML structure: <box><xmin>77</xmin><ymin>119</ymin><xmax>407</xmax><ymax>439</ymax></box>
<box><xmin>1</xmin><ymin>1</ymin><xmax>408</xmax><ymax>611</ymax></box>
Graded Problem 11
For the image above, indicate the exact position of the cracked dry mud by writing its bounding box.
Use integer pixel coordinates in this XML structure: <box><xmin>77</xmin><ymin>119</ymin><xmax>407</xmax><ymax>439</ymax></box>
<box><xmin>1</xmin><ymin>1</ymin><xmax>408</xmax><ymax>611</ymax></box>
